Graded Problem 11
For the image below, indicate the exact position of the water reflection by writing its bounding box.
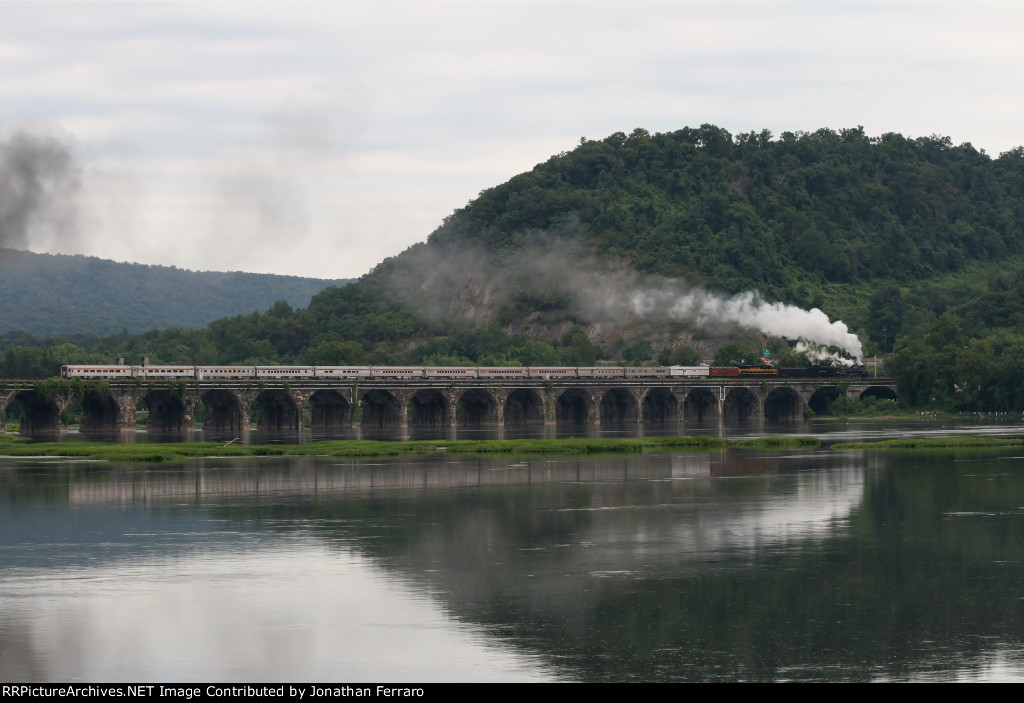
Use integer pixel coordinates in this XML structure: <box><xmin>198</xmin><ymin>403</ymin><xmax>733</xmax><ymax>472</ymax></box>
<box><xmin>0</xmin><ymin>543</ymin><xmax>560</xmax><ymax>682</ymax></box>
<box><xmin>2</xmin><ymin>445</ymin><xmax>1024</xmax><ymax>681</ymax></box>
<box><xmin>24</xmin><ymin>415</ymin><xmax>1024</xmax><ymax>447</ymax></box>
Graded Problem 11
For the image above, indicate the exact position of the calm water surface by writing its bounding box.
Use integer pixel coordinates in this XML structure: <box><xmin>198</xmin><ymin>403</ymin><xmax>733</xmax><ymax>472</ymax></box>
<box><xmin>2</xmin><ymin>420</ymin><xmax>1024</xmax><ymax>681</ymax></box>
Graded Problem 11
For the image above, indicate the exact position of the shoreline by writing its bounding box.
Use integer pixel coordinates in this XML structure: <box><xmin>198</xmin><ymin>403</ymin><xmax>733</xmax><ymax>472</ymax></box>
<box><xmin>0</xmin><ymin>435</ymin><xmax>819</xmax><ymax>463</ymax></box>
<box><xmin>10</xmin><ymin>431</ymin><xmax>1024</xmax><ymax>463</ymax></box>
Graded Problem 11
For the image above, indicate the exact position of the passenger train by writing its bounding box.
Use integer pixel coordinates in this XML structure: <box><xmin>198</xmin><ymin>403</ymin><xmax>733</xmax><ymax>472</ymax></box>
<box><xmin>60</xmin><ymin>364</ymin><xmax>867</xmax><ymax>380</ymax></box>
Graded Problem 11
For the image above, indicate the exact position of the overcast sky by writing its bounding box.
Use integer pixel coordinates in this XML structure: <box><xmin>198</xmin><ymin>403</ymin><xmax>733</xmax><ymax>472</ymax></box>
<box><xmin>1</xmin><ymin>1</ymin><xmax>1022</xmax><ymax>279</ymax></box>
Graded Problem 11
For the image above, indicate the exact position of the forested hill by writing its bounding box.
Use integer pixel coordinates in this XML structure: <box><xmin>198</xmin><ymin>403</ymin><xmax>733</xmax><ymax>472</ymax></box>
<box><xmin>434</xmin><ymin>125</ymin><xmax>1024</xmax><ymax>296</ymax></box>
<box><xmin>0</xmin><ymin>248</ymin><xmax>349</xmax><ymax>336</ymax></box>
<box><xmin>305</xmin><ymin>125</ymin><xmax>1024</xmax><ymax>358</ymax></box>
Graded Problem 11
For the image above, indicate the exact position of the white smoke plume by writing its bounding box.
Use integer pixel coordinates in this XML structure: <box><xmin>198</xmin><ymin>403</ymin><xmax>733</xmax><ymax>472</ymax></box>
<box><xmin>624</xmin><ymin>287</ymin><xmax>863</xmax><ymax>362</ymax></box>
<box><xmin>387</xmin><ymin>232</ymin><xmax>865</xmax><ymax>362</ymax></box>
<box><xmin>793</xmin><ymin>341</ymin><xmax>856</xmax><ymax>366</ymax></box>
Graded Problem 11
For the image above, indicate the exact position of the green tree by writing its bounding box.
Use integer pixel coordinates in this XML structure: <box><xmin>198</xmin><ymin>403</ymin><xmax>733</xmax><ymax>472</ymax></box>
<box><xmin>713</xmin><ymin>342</ymin><xmax>758</xmax><ymax>366</ymax></box>
<box><xmin>886</xmin><ymin>338</ymin><xmax>941</xmax><ymax>406</ymax></box>
<box><xmin>562</xmin><ymin>330</ymin><xmax>601</xmax><ymax>365</ymax></box>
<box><xmin>301</xmin><ymin>340</ymin><xmax>367</xmax><ymax>366</ymax></box>
<box><xmin>622</xmin><ymin>340</ymin><xmax>654</xmax><ymax>365</ymax></box>
<box><xmin>867</xmin><ymin>285</ymin><xmax>904</xmax><ymax>353</ymax></box>
<box><xmin>885</xmin><ymin>317</ymin><xmax>961</xmax><ymax>407</ymax></box>
<box><xmin>668</xmin><ymin>345</ymin><xmax>702</xmax><ymax>366</ymax></box>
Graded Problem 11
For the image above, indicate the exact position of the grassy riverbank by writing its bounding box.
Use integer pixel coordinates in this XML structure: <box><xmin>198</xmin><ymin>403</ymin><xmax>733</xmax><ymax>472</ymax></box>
<box><xmin>832</xmin><ymin>436</ymin><xmax>1024</xmax><ymax>449</ymax></box>
<box><xmin>0</xmin><ymin>435</ymin><xmax>820</xmax><ymax>463</ymax></box>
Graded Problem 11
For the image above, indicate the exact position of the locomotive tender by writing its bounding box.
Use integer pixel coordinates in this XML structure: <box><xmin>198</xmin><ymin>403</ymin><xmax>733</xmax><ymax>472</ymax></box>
<box><xmin>60</xmin><ymin>364</ymin><xmax>867</xmax><ymax>381</ymax></box>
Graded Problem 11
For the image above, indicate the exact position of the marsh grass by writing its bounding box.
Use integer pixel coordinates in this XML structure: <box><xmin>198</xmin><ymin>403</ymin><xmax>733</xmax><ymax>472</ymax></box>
<box><xmin>0</xmin><ymin>435</ymin><xmax>820</xmax><ymax>463</ymax></box>
<box><xmin>831</xmin><ymin>436</ymin><xmax>1024</xmax><ymax>450</ymax></box>
<box><xmin>732</xmin><ymin>436</ymin><xmax>820</xmax><ymax>448</ymax></box>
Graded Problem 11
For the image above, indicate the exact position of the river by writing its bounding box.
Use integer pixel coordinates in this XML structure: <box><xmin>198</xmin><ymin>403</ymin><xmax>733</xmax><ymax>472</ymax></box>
<box><xmin>2</xmin><ymin>419</ymin><xmax>1023</xmax><ymax>682</ymax></box>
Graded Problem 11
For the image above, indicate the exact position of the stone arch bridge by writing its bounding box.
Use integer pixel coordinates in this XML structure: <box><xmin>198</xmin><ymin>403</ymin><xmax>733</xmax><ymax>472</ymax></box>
<box><xmin>0</xmin><ymin>377</ymin><xmax>899</xmax><ymax>436</ymax></box>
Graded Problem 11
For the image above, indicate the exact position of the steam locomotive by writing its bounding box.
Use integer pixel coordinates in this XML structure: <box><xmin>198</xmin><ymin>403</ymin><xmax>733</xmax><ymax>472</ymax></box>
<box><xmin>60</xmin><ymin>364</ymin><xmax>867</xmax><ymax>380</ymax></box>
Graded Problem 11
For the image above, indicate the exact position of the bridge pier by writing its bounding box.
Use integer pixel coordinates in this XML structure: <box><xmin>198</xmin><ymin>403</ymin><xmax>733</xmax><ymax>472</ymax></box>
<box><xmin>492</xmin><ymin>389</ymin><xmax>506</xmax><ymax>426</ymax></box>
<box><xmin>0</xmin><ymin>388</ymin><xmax>14</xmax><ymax>432</ymax></box>
<box><xmin>0</xmin><ymin>388</ymin><xmax>15</xmax><ymax>432</ymax></box>
<box><xmin>543</xmin><ymin>386</ymin><xmax>556</xmax><ymax>426</ymax></box>
<box><xmin>447</xmin><ymin>394</ymin><xmax>459</xmax><ymax>428</ymax></box>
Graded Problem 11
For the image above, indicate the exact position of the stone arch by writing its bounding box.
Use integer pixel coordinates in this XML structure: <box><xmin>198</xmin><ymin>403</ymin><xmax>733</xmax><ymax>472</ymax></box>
<box><xmin>723</xmin><ymin>387</ymin><xmax>760</xmax><ymax>423</ymax></box>
<box><xmin>253</xmin><ymin>389</ymin><xmax>301</xmax><ymax>431</ymax></box>
<box><xmin>859</xmin><ymin>385</ymin><xmax>899</xmax><ymax>402</ymax></box>
<box><xmin>764</xmin><ymin>387</ymin><xmax>803</xmax><ymax>422</ymax></box>
<box><xmin>458</xmin><ymin>389</ymin><xmax>498</xmax><ymax>426</ymax></box>
<box><xmin>683</xmin><ymin>387</ymin><xmax>718</xmax><ymax>423</ymax></box>
<box><xmin>504</xmin><ymin>388</ymin><xmax>545</xmax><ymax>425</ymax></box>
<box><xmin>808</xmin><ymin>386</ymin><xmax>844</xmax><ymax>414</ymax></box>
<box><xmin>360</xmin><ymin>389</ymin><xmax>403</xmax><ymax>428</ymax></box>
<box><xmin>80</xmin><ymin>391</ymin><xmax>126</xmax><ymax>432</ymax></box>
<box><xmin>309</xmin><ymin>390</ymin><xmax>352</xmax><ymax>429</ymax></box>
<box><xmin>556</xmin><ymin>388</ymin><xmax>592</xmax><ymax>425</ymax></box>
<box><xmin>409</xmin><ymin>389</ymin><xmax>449</xmax><ymax>427</ymax></box>
<box><xmin>600</xmin><ymin>388</ymin><xmax>639</xmax><ymax>424</ymax></box>
<box><xmin>144</xmin><ymin>389</ymin><xmax>190</xmax><ymax>432</ymax></box>
<box><xmin>11</xmin><ymin>389</ymin><xmax>65</xmax><ymax>436</ymax></box>
<box><xmin>202</xmin><ymin>389</ymin><xmax>248</xmax><ymax>433</ymax></box>
<box><xmin>641</xmin><ymin>388</ymin><xmax>678</xmax><ymax>423</ymax></box>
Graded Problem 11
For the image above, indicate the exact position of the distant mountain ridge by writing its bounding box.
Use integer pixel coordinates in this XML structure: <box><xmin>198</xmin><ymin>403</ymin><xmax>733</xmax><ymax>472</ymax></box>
<box><xmin>0</xmin><ymin>248</ymin><xmax>350</xmax><ymax>336</ymax></box>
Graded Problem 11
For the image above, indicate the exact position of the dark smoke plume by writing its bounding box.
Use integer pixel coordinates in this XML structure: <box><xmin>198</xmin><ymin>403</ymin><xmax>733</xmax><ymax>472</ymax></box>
<box><xmin>0</xmin><ymin>129</ymin><xmax>79</xmax><ymax>253</ymax></box>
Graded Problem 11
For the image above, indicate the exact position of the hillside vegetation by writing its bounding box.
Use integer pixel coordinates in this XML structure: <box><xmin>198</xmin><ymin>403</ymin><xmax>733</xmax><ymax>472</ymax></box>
<box><xmin>5</xmin><ymin>125</ymin><xmax>1024</xmax><ymax>411</ymax></box>
<box><xmin>0</xmin><ymin>248</ymin><xmax>348</xmax><ymax>336</ymax></box>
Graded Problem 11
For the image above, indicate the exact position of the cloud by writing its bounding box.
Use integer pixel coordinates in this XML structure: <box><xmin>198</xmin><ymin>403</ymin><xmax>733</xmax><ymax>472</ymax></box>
<box><xmin>1</xmin><ymin>2</ymin><xmax>1022</xmax><ymax>276</ymax></box>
